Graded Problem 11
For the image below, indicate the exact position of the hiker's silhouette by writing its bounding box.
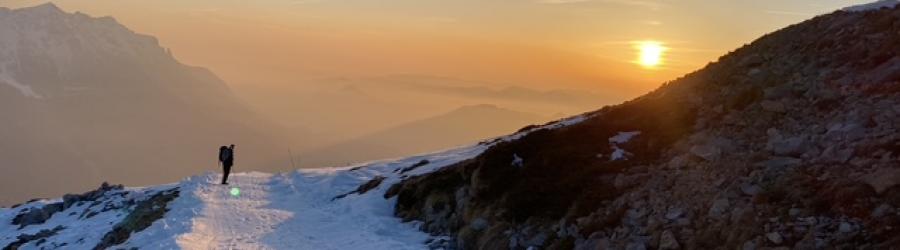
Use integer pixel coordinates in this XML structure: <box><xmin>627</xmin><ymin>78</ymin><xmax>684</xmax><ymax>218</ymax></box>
<box><xmin>219</xmin><ymin>144</ymin><xmax>235</xmax><ymax>185</ymax></box>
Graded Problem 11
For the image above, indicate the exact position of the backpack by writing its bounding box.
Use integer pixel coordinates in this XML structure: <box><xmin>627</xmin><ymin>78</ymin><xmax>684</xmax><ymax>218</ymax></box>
<box><xmin>219</xmin><ymin>147</ymin><xmax>232</xmax><ymax>162</ymax></box>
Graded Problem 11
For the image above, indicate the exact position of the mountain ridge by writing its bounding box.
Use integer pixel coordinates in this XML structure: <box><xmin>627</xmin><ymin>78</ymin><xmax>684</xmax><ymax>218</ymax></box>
<box><xmin>297</xmin><ymin>104</ymin><xmax>549</xmax><ymax>167</ymax></box>
<box><xmin>0</xmin><ymin>3</ymin><xmax>287</xmax><ymax>206</ymax></box>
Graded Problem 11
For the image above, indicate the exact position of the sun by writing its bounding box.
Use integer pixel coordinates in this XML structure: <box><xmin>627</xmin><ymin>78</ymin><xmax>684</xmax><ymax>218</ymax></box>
<box><xmin>634</xmin><ymin>41</ymin><xmax>667</xmax><ymax>68</ymax></box>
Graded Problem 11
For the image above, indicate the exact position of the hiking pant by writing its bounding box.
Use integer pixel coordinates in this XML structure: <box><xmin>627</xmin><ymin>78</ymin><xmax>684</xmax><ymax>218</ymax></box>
<box><xmin>222</xmin><ymin>162</ymin><xmax>233</xmax><ymax>184</ymax></box>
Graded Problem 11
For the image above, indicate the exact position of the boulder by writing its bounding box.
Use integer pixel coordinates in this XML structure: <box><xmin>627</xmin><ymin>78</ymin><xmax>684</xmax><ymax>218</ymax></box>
<box><xmin>862</xmin><ymin>168</ymin><xmax>900</xmax><ymax>194</ymax></box>
<box><xmin>766</xmin><ymin>232</ymin><xmax>783</xmax><ymax>244</ymax></box>
<box><xmin>659</xmin><ymin>230</ymin><xmax>681</xmax><ymax>250</ymax></box>
<box><xmin>838</xmin><ymin>222</ymin><xmax>854</xmax><ymax>233</ymax></box>
<box><xmin>740</xmin><ymin>184</ymin><xmax>763</xmax><ymax>196</ymax></box>
<box><xmin>708</xmin><ymin>199</ymin><xmax>730</xmax><ymax>217</ymax></box>
<box><xmin>819</xmin><ymin>146</ymin><xmax>855</xmax><ymax>163</ymax></box>
<box><xmin>690</xmin><ymin>145</ymin><xmax>721</xmax><ymax>161</ymax></box>
<box><xmin>665</xmin><ymin>207</ymin><xmax>684</xmax><ymax>220</ymax></box>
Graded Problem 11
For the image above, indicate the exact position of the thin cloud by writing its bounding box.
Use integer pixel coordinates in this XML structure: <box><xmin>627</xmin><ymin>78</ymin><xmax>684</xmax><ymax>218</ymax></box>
<box><xmin>642</xmin><ymin>20</ymin><xmax>663</xmax><ymax>26</ymax></box>
<box><xmin>535</xmin><ymin>0</ymin><xmax>664</xmax><ymax>10</ymax></box>
<box><xmin>763</xmin><ymin>10</ymin><xmax>816</xmax><ymax>16</ymax></box>
<box><xmin>535</xmin><ymin>0</ymin><xmax>591</xmax><ymax>4</ymax></box>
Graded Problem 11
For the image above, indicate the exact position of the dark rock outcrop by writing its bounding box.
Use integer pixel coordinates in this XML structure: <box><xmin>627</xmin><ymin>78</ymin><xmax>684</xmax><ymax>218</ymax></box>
<box><xmin>333</xmin><ymin>176</ymin><xmax>387</xmax><ymax>200</ymax></box>
<box><xmin>2</xmin><ymin>226</ymin><xmax>66</xmax><ymax>250</ymax></box>
<box><xmin>12</xmin><ymin>182</ymin><xmax>124</xmax><ymax>229</ymax></box>
<box><xmin>93</xmin><ymin>188</ymin><xmax>179</xmax><ymax>250</ymax></box>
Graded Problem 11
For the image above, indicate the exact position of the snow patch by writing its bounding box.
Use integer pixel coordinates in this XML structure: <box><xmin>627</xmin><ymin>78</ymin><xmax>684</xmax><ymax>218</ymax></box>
<box><xmin>0</xmin><ymin>68</ymin><xmax>42</xmax><ymax>99</ymax></box>
<box><xmin>843</xmin><ymin>0</ymin><xmax>900</xmax><ymax>12</ymax></box>
<box><xmin>609</xmin><ymin>131</ymin><xmax>641</xmax><ymax>144</ymax></box>
<box><xmin>512</xmin><ymin>154</ymin><xmax>524</xmax><ymax>168</ymax></box>
<box><xmin>609</xmin><ymin>145</ymin><xmax>630</xmax><ymax>161</ymax></box>
<box><xmin>607</xmin><ymin>131</ymin><xmax>641</xmax><ymax>161</ymax></box>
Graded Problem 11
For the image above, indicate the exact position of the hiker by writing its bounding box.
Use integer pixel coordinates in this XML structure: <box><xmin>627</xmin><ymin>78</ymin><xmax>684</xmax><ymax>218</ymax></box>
<box><xmin>219</xmin><ymin>144</ymin><xmax>235</xmax><ymax>185</ymax></box>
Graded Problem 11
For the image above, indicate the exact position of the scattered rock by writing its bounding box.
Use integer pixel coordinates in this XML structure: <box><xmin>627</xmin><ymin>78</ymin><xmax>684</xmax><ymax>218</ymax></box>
<box><xmin>759</xmin><ymin>157</ymin><xmax>802</xmax><ymax>169</ymax></box>
<box><xmin>522</xmin><ymin>232</ymin><xmax>548</xmax><ymax>248</ymax></box>
<box><xmin>742</xmin><ymin>239</ymin><xmax>758</xmax><ymax>250</ymax></box>
<box><xmin>819</xmin><ymin>145</ymin><xmax>856</xmax><ymax>163</ymax></box>
<box><xmin>708</xmin><ymin>199</ymin><xmax>730</xmax><ymax>217</ymax></box>
<box><xmin>471</xmin><ymin>218</ymin><xmax>489</xmax><ymax>231</ymax></box>
<box><xmin>667</xmin><ymin>155</ymin><xmax>688</xmax><ymax>169</ymax></box>
<box><xmin>615</xmin><ymin>174</ymin><xmax>633</xmax><ymax>189</ymax></box>
<box><xmin>770</xmin><ymin>136</ymin><xmax>806</xmax><ymax>156</ymax></box>
<box><xmin>839</xmin><ymin>222</ymin><xmax>854</xmax><ymax>233</ymax></box>
<box><xmin>94</xmin><ymin>188</ymin><xmax>179</xmax><ymax>250</ymax></box>
<box><xmin>626</xmin><ymin>241</ymin><xmax>647</xmax><ymax>250</ymax></box>
<box><xmin>2</xmin><ymin>226</ymin><xmax>65</xmax><ymax>250</ymax></box>
<box><xmin>398</xmin><ymin>160</ymin><xmax>430</xmax><ymax>174</ymax></box>
<box><xmin>665</xmin><ymin>207</ymin><xmax>684</xmax><ymax>220</ymax></box>
<box><xmin>511</xmin><ymin>154</ymin><xmax>524</xmax><ymax>168</ymax></box>
<box><xmin>764</xmin><ymin>85</ymin><xmax>792</xmax><ymax>100</ymax></box>
<box><xmin>740</xmin><ymin>184</ymin><xmax>763</xmax><ymax>196</ymax></box>
<box><xmin>862</xmin><ymin>168</ymin><xmax>900</xmax><ymax>194</ymax></box>
<box><xmin>690</xmin><ymin>145</ymin><xmax>721</xmax><ymax>161</ymax></box>
<box><xmin>871</xmin><ymin>204</ymin><xmax>893</xmax><ymax>218</ymax></box>
<box><xmin>766</xmin><ymin>232</ymin><xmax>784</xmax><ymax>244</ymax></box>
<box><xmin>11</xmin><ymin>203</ymin><xmax>64</xmax><ymax>229</ymax></box>
<box><xmin>575</xmin><ymin>237</ymin><xmax>610</xmax><ymax>250</ymax></box>
<box><xmin>760</xmin><ymin>100</ymin><xmax>786</xmax><ymax>113</ymax></box>
<box><xmin>788</xmin><ymin>208</ymin><xmax>803</xmax><ymax>217</ymax></box>
<box><xmin>332</xmin><ymin>176</ymin><xmax>387</xmax><ymax>200</ymax></box>
<box><xmin>659</xmin><ymin>230</ymin><xmax>680</xmax><ymax>250</ymax></box>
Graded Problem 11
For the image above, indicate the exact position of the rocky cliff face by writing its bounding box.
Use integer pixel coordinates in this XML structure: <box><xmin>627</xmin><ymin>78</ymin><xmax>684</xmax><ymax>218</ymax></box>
<box><xmin>0</xmin><ymin>3</ymin><xmax>287</xmax><ymax>205</ymax></box>
<box><xmin>387</xmin><ymin>6</ymin><xmax>900</xmax><ymax>250</ymax></box>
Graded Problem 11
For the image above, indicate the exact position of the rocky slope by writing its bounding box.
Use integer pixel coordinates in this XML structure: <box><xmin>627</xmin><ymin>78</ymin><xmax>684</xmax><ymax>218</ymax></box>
<box><xmin>386</xmin><ymin>5</ymin><xmax>900</xmax><ymax>250</ymax></box>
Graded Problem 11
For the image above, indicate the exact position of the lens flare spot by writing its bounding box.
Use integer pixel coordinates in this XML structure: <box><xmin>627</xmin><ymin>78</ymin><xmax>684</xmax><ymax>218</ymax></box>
<box><xmin>230</xmin><ymin>187</ymin><xmax>241</xmax><ymax>197</ymax></box>
<box><xmin>634</xmin><ymin>41</ymin><xmax>667</xmax><ymax>68</ymax></box>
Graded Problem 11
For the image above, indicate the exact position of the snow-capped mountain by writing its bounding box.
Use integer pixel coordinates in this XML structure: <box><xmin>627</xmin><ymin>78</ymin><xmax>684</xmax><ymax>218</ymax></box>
<box><xmin>0</xmin><ymin>3</ymin><xmax>286</xmax><ymax>205</ymax></box>
<box><xmin>0</xmin><ymin>3</ymin><xmax>180</xmax><ymax>99</ymax></box>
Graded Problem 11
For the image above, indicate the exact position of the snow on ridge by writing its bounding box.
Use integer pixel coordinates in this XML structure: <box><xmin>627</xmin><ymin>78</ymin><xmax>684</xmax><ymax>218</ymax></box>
<box><xmin>843</xmin><ymin>0</ymin><xmax>900</xmax><ymax>12</ymax></box>
<box><xmin>0</xmin><ymin>67</ymin><xmax>42</xmax><ymax>99</ymax></box>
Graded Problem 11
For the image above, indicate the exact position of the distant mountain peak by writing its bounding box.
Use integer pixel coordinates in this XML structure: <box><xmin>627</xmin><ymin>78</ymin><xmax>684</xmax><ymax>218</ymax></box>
<box><xmin>0</xmin><ymin>3</ymin><xmax>178</xmax><ymax>99</ymax></box>
<box><xmin>20</xmin><ymin>2</ymin><xmax>63</xmax><ymax>14</ymax></box>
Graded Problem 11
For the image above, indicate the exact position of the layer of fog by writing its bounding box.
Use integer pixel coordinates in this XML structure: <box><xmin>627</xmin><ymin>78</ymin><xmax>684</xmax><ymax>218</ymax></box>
<box><xmin>231</xmin><ymin>74</ymin><xmax>616</xmax><ymax>168</ymax></box>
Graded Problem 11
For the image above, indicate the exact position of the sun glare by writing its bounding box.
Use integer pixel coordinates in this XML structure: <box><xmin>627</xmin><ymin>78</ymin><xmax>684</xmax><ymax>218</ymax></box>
<box><xmin>635</xmin><ymin>41</ymin><xmax>667</xmax><ymax>68</ymax></box>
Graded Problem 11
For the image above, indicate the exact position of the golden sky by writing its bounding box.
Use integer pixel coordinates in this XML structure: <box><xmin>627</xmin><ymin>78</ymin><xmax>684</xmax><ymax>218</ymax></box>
<box><xmin>1</xmin><ymin>0</ymin><xmax>874</xmax><ymax>97</ymax></box>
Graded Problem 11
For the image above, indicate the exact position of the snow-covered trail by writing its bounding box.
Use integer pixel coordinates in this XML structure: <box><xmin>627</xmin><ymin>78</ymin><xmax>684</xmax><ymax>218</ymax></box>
<box><xmin>117</xmin><ymin>143</ymin><xmax>494</xmax><ymax>249</ymax></box>
<box><xmin>175</xmin><ymin>173</ymin><xmax>292</xmax><ymax>249</ymax></box>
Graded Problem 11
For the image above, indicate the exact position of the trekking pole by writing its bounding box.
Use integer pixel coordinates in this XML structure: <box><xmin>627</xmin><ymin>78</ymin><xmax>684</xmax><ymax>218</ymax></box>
<box><xmin>288</xmin><ymin>148</ymin><xmax>297</xmax><ymax>169</ymax></box>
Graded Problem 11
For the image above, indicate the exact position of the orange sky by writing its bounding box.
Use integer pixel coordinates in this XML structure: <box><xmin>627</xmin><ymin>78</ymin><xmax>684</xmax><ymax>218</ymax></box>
<box><xmin>2</xmin><ymin>0</ymin><xmax>874</xmax><ymax>98</ymax></box>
